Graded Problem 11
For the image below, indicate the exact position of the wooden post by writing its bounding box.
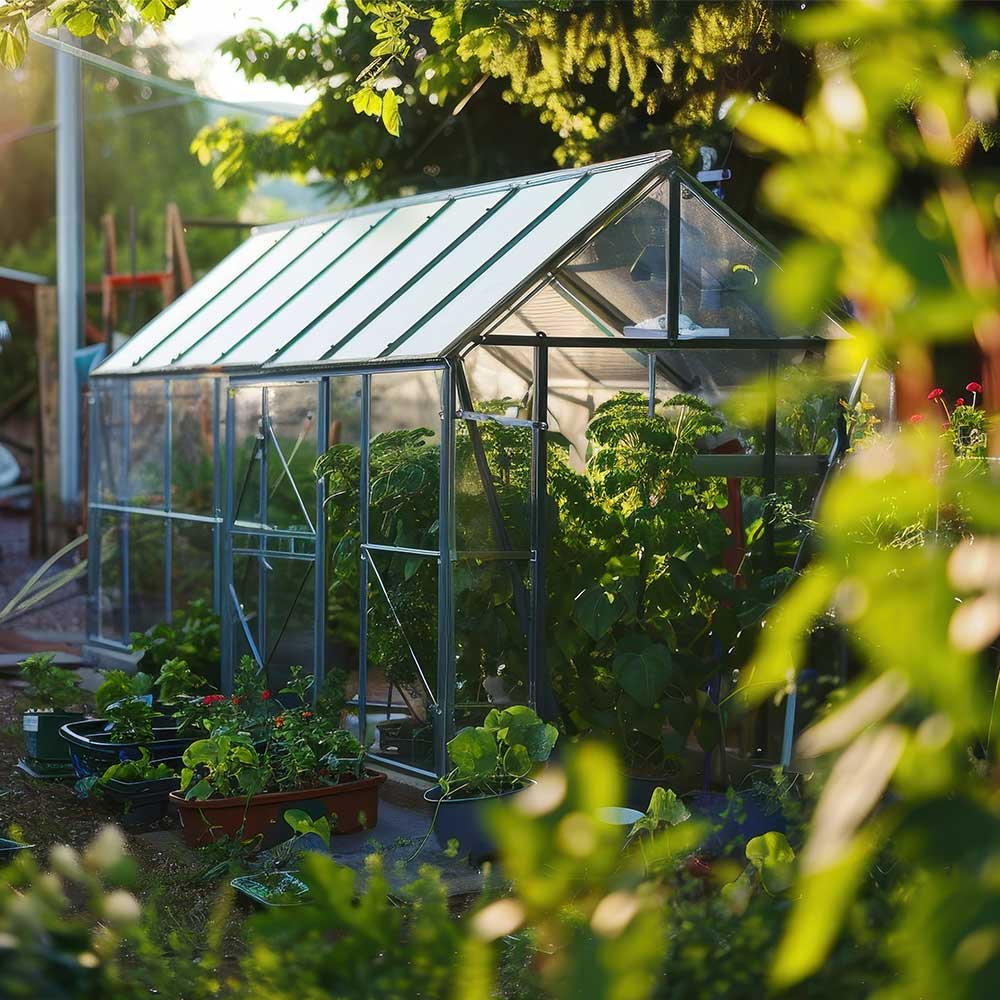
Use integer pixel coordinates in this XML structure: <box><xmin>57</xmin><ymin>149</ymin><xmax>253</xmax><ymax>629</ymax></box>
<box><xmin>34</xmin><ymin>283</ymin><xmax>64</xmax><ymax>553</ymax></box>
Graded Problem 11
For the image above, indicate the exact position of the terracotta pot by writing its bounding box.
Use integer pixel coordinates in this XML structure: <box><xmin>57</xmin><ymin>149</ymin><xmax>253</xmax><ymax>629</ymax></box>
<box><xmin>170</xmin><ymin>769</ymin><xmax>387</xmax><ymax>849</ymax></box>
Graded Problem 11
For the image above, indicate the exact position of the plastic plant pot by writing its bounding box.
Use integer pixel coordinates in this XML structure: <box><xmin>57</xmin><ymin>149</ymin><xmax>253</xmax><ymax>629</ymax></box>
<box><xmin>100</xmin><ymin>758</ymin><xmax>183</xmax><ymax>829</ymax></box>
<box><xmin>23</xmin><ymin>710</ymin><xmax>85</xmax><ymax>763</ymax></box>
<box><xmin>423</xmin><ymin>780</ymin><xmax>534</xmax><ymax>864</ymax></box>
<box><xmin>170</xmin><ymin>770</ymin><xmax>387</xmax><ymax>850</ymax></box>
<box><xmin>60</xmin><ymin>719</ymin><xmax>198</xmax><ymax>779</ymax></box>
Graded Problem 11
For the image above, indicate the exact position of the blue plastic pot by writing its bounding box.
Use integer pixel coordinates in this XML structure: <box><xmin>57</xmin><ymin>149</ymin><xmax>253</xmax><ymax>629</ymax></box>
<box><xmin>424</xmin><ymin>781</ymin><xmax>533</xmax><ymax>864</ymax></box>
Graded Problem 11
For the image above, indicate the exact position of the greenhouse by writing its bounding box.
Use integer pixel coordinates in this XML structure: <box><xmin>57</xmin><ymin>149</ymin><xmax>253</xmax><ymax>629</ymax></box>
<box><xmin>85</xmin><ymin>150</ymin><xmax>884</xmax><ymax>780</ymax></box>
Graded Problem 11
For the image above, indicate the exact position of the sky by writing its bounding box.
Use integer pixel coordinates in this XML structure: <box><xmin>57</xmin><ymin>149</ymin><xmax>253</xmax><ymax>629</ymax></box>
<box><xmin>155</xmin><ymin>0</ymin><xmax>331</xmax><ymax>110</ymax></box>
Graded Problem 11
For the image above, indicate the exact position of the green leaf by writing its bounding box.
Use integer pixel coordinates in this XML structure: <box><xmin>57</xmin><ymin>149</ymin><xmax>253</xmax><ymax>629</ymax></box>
<box><xmin>185</xmin><ymin>779</ymin><xmax>213</xmax><ymax>801</ymax></box>
<box><xmin>613</xmin><ymin>643</ymin><xmax>671</xmax><ymax>707</ymax></box>
<box><xmin>0</xmin><ymin>16</ymin><xmax>28</xmax><ymax>70</ymax></box>
<box><xmin>381</xmin><ymin>88</ymin><xmax>401</xmax><ymax>137</ymax></box>
<box><xmin>447</xmin><ymin>726</ymin><xmax>498</xmax><ymax>780</ymax></box>
<box><xmin>504</xmin><ymin>744</ymin><xmax>531</xmax><ymax>778</ymax></box>
<box><xmin>574</xmin><ymin>584</ymin><xmax>621</xmax><ymax>641</ymax></box>
<box><xmin>284</xmin><ymin>809</ymin><xmax>332</xmax><ymax>846</ymax></box>
<box><xmin>65</xmin><ymin>11</ymin><xmax>97</xmax><ymax>36</ymax></box>
<box><xmin>645</xmin><ymin>786</ymin><xmax>691</xmax><ymax>826</ymax></box>
<box><xmin>746</xmin><ymin>831</ymin><xmax>796</xmax><ymax>894</ymax></box>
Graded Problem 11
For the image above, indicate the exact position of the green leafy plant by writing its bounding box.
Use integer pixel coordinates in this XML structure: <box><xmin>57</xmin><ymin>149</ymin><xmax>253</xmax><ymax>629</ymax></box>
<box><xmin>104</xmin><ymin>699</ymin><xmax>160</xmax><ymax>745</ymax></box>
<box><xmin>153</xmin><ymin>657</ymin><xmax>207</xmax><ymax>706</ymax></box>
<box><xmin>130</xmin><ymin>600</ymin><xmax>220</xmax><ymax>686</ymax></box>
<box><xmin>95</xmin><ymin>669</ymin><xmax>153</xmax><ymax>716</ymax></box>
<box><xmin>283</xmin><ymin>808</ymin><xmax>332</xmax><ymax>847</ymax></box>
<box><xmin>99</xmin><ymin>748</ymin><xmax>176</xmax><ymax>785</ymax></box>
<box><xmin>439</xmin><ymin>705</ymin><xmax>558</xmax><ymax>799</ymax></box>
<box><xmin>18</xmin><ymin>653</ymin><xmax>80</xmax><ymax>712</ymax></box>
<box><xmin>180</xmin><ymin>732</ymin><xmax>268</xmax><ymax>801</ymax></box>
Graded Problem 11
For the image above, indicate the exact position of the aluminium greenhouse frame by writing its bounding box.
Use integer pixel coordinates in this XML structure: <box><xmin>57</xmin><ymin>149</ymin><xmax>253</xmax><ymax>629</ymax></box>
<box><xmin>87</xmin><ymin>152</ymin><xmax>870</xmax><ymax>778</ymax></box>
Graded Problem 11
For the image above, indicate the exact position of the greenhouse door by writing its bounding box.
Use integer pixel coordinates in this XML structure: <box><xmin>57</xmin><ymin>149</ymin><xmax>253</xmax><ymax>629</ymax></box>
<box><xmin>220</xmin><ymin>378</ymin><xmax>328</xmax><ymax>695</ymax></box>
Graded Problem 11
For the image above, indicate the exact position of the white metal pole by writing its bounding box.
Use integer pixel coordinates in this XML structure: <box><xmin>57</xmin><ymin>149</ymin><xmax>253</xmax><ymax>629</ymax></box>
<box><xmin>55</xmin><ymin>30</ymin><xmax>84</xmax><ymax>517</ymax></box>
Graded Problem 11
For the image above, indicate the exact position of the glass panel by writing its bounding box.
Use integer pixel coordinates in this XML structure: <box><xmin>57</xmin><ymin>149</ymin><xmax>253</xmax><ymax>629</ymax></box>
<box><xmin>211</xmin><ymin>205</ymin><xmax>432</xmax><ymax>367</ymax></box>
<box><xmin>95</xmin><ymin>510</ymin><xmax>124</xmax><ymax>643</ymax></box>
<box><xmin>561</xmin><ymin>180</ymin><xmax>668</xmax><ymax>330</ymax></box>
<box><xmin>263</xmin><ymin>555</ymin><xmax>318</xmax><ymax>692</ymax></box>
<box><xmin>138</xmin><ymin>222</ymin><xmax>336</xmax><ymax>369</ymax></box>
<box><xmin>232</xmin><ymin>386</ymin><xmax>264</xmax><ymax>529</ymax></box>
<box><xmin>99</xmin><ymin>230</ymin><xmax>286</xmax><ymax>373</ymax></box>
<box><xmin>389</xmin><ymin>162</ymin><xmax>658</xmax><ymax>361</ymax></box>
<box><xmin>680</xmin><ymin>184</ymin><xmax>782</xmax><ymax>340</ymax></box>
<box><xmin>172</xmin><ymin>518</ymin><xmax>215</xmax><ymax>619</ymax></box>
<box><xmin>455</xmin><ymin>420</ymin><xmax>531</xmax><ymax>553</ymax></box>
<box><xmin>485</xmin><ymin>280</ymin><xmax>611</xmax><ymax>339</ymax></box>
<box><xmin>366</xmin><ymin>552</ymin><xmax>438</xmax><ymax>772</ymax></box>
<box><xmin>127</xmin><ymin>380</ymin><xmax>167</xmax><ymax>508</ymax></box>
<box><xmin>454</xmin><ymin>559</ymin><xmax>530</xmax><ymax>724</ymax></box>
<box><xmin>92</xmin><ymin>379</ymin><xmax>126</xmax><ymax>503</ymax></box>
<box><xmin>276</xmin><ymin>191</ymin><xmax>506</xmax><ymax>366</ymax></box>
<box><xmin>127</xmin><ymin>514</ymin><xmax>168</xmax><ymax>636</ymax></box>
<box><xmin>461</xmin><ymin>345</ymin><xmax>532</xmax><ymax>405</ymax></box>
<box><xmin>368</xmin><ymin>369</ymin><xmax>442</xmax><ymax>549</ymax></box>
<box><xmin>265</xmin><ymin>382</ymin><xmax>319</xmax><ymax>534</ymax></box>
<box><xmin>330</xmin><ymin>177</ymin><xmax>582</xmax><ymax>363</ymax></box>
<box><xmin>322</xmin><ymin>375</ymin><xmax>364</xmax><ymax>692</ymax></box>
<box><xmin>170</xmin><ymin>378</ymin><xmax>217</xmax><ymax>515</ymax></box>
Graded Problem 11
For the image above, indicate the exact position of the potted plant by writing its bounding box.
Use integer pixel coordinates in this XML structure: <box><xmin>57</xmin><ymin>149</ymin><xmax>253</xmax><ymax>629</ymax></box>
<box><xmin>170</xmin><ymin>668</ymin><xmax>386</xmax><ymax>849</ymax></box>
<box><xmin>94</xmin><ymin>668</ymin><xmax>154</xmax><ymax>716</ymax></box>
<box><xmin>423</xmin><ymin>705</ymin><xmax>558</xmax><ymax>862</ymax></box>
<box><xmin>60</xmin><ymin>699</ymin><xmax>195</xmax><ymax>778</ymax></box>
<box><xmin>18</xmin><ymin>653</ymin><xmax>85</xmax><ymax>775</ymax></box>
<box><xmin>97</xmin><ymin>750</ymin><xmax>181</xmax><ymax>828</ymax></box>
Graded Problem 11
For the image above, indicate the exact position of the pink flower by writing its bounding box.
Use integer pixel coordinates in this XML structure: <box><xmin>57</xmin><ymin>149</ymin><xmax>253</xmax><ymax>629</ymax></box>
<box><xmin>910</xmin><ymin>414</ymin><xmax>923</xmax><ymax>424</ymax></box>
<box><xmin>966</xmin><ymin>381</ymin><xmax>983</xmax><ymax>394</ymax></box>
<box><xmin>956</xmin><ymin>398</ymin><xmax>965</xmax><ymax>407</ymax></box>
<box><xmin>201</xmin><ymin>694</ymin><xmax>225</xmax><ymax>706</ymax></box>
<box><xmin>261</xmin><ymin>690</ymin><xmax>271</xmax><ymax>701</ymax></box>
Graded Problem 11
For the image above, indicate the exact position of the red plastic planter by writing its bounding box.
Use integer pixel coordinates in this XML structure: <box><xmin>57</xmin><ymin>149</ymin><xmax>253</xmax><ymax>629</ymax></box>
<box><xmin>170</xmin><ymin>770</ymin><xmax>387</xmax><ymax>849</ymax></box>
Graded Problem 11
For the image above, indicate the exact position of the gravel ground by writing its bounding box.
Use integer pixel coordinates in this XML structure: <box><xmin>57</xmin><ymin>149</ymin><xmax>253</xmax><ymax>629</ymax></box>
<box><xmin>0</xmin><ymin>511</ymin><xmax>87</xmax><ymax>648</ymax></box>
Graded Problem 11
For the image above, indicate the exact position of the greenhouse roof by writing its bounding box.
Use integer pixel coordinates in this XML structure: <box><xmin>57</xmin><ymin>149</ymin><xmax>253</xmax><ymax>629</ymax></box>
<box><xmin>95</xmin><ymin>150</ymin><xmax>843</xmax><ymax>378</ymax></box>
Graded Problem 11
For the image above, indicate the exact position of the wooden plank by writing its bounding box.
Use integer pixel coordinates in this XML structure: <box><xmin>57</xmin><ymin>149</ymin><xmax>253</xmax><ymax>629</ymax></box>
<box><xmin>33</xmin><ymin>284</ymin><xmax>62</xmax><ymax>554</ymax></box>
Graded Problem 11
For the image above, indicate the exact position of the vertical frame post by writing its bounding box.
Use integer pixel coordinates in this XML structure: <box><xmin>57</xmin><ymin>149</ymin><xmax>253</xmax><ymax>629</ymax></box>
<box><xmin>529</xmin><ymin>337</ymin><xmax>550</xmax><ymax>716</ymax></box>
<box><xmin>120</xmin><ymin>380</ymin><xmax>131</xmax><ymax>642</ymax></box>
<box><xmin>220</xmin><ymin>383</ymin><xmax>236</xmax><ymax>694</ymax></box>
<box><xmin>212</xmin><ymin>378</ymin><xmax>222</xmax><ymax>614</ymax></box>
<box><xmin>358</xmin><ymin>374</ymin><xmax>372</xmax><ymax>751</ymax></box>
<box><xmin>647</xmin><ymin>353</ymin><xmax>657</xmax><ymax>418</ymax></box>
<box><xmin>436</xmin><ymin>362</ymin><xmax>457</xmax><ymax>776</ymax></box>
<box><xmin>763</xmin><ymin>352</ymin><xmax>778</xmax><ymax>575</ymax></box>
<box><xmin>163</xmin><ymin>379</ymin><xmax>173</xmax><ymax>622</ymax></box>
<box><xmin>257</xmin><ymin>387</ymin><xmax>269</xmax><ymax>665</ymax></box>
<box><xmin>667</xmin><ymin>172</ymin><xmax>681</xmax><ymax>340</ymax></box>
<box><xmin>85</xmin><ymin>390</ymin><xmax>100</xmax><ymax>640</ymax></box>
<box><xmin>314</xmin><ymin>378</ymin><xmax>330</xmax><ymax>694</ymax></box>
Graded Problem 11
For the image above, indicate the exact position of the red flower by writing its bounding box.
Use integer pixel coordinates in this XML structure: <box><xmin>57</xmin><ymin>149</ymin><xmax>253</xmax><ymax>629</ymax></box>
<box><xmin>201</xmin><ymin>694</ymin><xmax>225</xmax><ymax>706</ymax></box>
<box><xmin>956</xmin><ymin>398</ymin><xmax>965</xmax><ymax>406</ymax></box>
<box><xmin>909</xmin><ymin>414</ymin><xmax>923</xmax><ymax>424</ymax></box>
<box><xmin>967</xmin><ymin>381</ymin><xmax>983</xmax><ymax>394</ymax></box>
<box><xmin>927</xmin><ymin>388</ymin><xmax>944</xmax><ymax>400</ymax></box>
<box><xmin>301</xmin><ymin>711</ymin><xmax>313</xmax><ymax>720</ymax></box>
<box><xmin>261</xmin><ymin>690</ymin><xmax>271</xmax><ymax>701</ymax></box>
<box><xmin>275</xmin><ymin>715</ymin><xmax>285</xmax><ymax>728</ymax></box>
<box><xmin>231</xmin><ymin>695</ymin><xmax>241</xmax><ymax>705</ymax></box>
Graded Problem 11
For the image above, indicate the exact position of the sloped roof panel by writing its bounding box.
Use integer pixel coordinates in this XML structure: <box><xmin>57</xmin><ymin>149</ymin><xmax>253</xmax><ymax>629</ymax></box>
<box><xmin>97</xmin><ymin>229</ymin><xmax>285</xmax><ymax>373</ymax></box>
<box><xmin>94</xmin><ymin>152</ymin><xmax>671</xmax><ymax>375</ymax></box>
